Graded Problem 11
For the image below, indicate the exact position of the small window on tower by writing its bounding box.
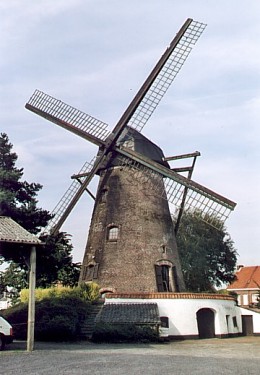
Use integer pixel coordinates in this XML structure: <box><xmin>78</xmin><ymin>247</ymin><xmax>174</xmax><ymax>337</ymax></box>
<box><xmin>107</xmin><ymin>226</ymin><xmax>119</xmax><ymax>241</ymax></box>
<box><xmin>84</xmin><ymin>264</ymin><xmax>99</xmax><ymax>281</ymax></box>
<box><xmin>100</xmin><ymin>188</ymin><xmax>108</xmax><ymax>203</ymax></box>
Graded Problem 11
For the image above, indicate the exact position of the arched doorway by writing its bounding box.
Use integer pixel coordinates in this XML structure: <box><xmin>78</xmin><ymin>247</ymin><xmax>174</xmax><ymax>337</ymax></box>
<box><xmin>196</xmin><ymin>308</ymin><xmax>215</xmax><ymax>338</ymax></box>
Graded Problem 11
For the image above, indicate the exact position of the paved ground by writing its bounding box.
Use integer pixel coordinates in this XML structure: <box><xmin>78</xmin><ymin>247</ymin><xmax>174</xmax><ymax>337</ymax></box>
<box><xmin>1</xmin><ymin>336</ymin><xmax>260</xmax><ymax>374</ymax></box>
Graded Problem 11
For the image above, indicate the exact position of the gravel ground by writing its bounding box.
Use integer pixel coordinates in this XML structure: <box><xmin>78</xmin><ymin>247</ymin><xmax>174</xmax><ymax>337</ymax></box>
<box><xmin>1</xmin><ymin>336</ymin><xmax>260</xmax><ymax>375</ymax></box>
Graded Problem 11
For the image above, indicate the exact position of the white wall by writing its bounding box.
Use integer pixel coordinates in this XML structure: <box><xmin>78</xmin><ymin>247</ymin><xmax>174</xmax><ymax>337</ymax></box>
<box><xmin>106</xmin><ymin>296</ymin><xmax>242</xmax><ymax>337</ymax></box>
<box><xmin>239</xmin><ymin>307</ymin><xmax>260</xmax><ymax>334</ymax></box>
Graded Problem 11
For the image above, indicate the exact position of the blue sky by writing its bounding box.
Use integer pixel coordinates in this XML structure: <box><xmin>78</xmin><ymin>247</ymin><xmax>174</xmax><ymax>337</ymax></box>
<box><xmin>1</xmin><ymin>0</ymin><xmax>260</xmax><ymax>266</ymax></box>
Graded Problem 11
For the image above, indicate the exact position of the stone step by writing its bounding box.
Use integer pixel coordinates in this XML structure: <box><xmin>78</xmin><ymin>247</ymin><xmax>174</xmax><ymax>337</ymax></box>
<box><xmin>80</xmin><ymin>301</ymin><xmax>104</xmax><ymax>339</ymax></box>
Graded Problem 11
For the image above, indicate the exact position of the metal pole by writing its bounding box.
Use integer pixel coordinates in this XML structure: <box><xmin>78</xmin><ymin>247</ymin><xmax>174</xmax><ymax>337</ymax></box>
<box><xmin>27</xmin><ymin>246</ymin><xmax>36</xmax><ymax>352</ymax></box>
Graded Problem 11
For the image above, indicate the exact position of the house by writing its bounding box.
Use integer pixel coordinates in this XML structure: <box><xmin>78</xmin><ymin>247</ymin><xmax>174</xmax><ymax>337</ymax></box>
<box><xmin>227</xmin><ymin>265</ymin><xmax>260</xmax><ymax>307</ymax></box>
<box><xmin>103</xmin><ymin>292</ymin><xmax>243</xmax><ymax>339</ymax></box>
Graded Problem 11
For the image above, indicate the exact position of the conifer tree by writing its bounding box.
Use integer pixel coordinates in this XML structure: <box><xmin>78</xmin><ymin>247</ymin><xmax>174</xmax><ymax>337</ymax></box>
<box><xmin>0</xmin><ymin>133</ymin><xmax>51</xmax><ymax>233</ymax></box>
<box><xmin>0</xmin><ymin>133</ymin><xmax>80</xmax><ymax>295</ymax></box>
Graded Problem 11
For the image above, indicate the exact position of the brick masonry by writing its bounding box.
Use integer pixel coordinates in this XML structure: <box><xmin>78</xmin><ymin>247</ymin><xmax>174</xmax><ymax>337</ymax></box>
<box><xmin>79</xmin><ymin>163</ymin><xmax>185</xmax><ymax>293</ymax></box>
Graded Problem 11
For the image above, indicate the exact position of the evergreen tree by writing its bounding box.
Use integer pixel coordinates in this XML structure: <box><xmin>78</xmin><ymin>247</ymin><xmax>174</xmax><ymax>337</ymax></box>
<box><xmin>176</xmin><ymin>210</ymin><xmax>237</xmax><ymax>292</ymax></box>
<box><xmin>0</xmin><ymin>133</ymin><xmax>51</xmax><ymax>233</ymax></box>
<box><xmin>0</xmin><ymin>133</ymin><xmax>80</xmax><ymax>296</ymax></box>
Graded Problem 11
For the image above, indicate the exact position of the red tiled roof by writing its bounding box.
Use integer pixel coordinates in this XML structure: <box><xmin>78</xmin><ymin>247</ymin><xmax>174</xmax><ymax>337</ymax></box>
<box><xmin>106</xmin><ymin>292</ymin><xmax>234</xmax><ymax>301</ymax></box>
<box><xmin>228</xmin><ymin>266</ymin><xmax>260</xmax><ymax>290</ymax></box>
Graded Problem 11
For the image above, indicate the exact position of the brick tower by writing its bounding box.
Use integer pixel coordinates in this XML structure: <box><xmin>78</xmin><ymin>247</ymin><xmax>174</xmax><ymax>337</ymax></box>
<box><xmin>79</xmin><ymin>128</ymin><xmax>185</xmax><ymax>293</ymax></box>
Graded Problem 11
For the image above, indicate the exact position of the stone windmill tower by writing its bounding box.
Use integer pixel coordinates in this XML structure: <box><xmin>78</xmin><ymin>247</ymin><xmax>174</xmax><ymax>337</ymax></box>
<box><xmin>25</xmin><ymin>19</ymin><xmax>236</xmax><ymax>294</ymax></box>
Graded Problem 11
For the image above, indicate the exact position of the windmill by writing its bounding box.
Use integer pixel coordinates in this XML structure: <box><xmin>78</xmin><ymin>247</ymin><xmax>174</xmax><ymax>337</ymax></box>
<box><xmin>25</xmin><ymin>19</ymin><xmax>236</xmax><ymax>294</ymax></box>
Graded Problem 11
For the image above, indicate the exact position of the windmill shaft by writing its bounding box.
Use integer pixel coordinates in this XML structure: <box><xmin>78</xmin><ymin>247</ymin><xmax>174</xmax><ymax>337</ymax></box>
<box><xmin>116</xmin><ymin>146</ymin><xmax>236</xmax><ymax>210</ymax></box>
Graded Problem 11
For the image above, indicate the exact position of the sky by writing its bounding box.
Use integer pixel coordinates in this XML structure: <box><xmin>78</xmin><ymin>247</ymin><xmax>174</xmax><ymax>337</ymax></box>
<box><xmin>1</xmin><ymin>0</ymin><xmax>260</xmax><ymax>266</ymax></box>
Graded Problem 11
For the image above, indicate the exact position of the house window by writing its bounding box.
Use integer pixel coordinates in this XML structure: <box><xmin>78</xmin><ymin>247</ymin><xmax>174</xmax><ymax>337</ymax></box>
<box><xmin>160</xmin><ymin>316</ymin><xmax>169</xmax><ymax>328</ymax></box>
<box><xmin>226</xmin><ymin>315</ymin><xmax>230</xmax><ymax>331</ymax></box>
<box><xmin>107</xmin><ymin>226</ymin><xmax>119</xmax><ymax>241</ymax></box>
<box><xmin>232</xmin><ymin>316</ymin><xmax>238</xmax><ymax>328</ymax></box>
<box><xmin>252</xmin><ymin>294</ymin><xmax>258</xmax><ymax>304</ymax></box>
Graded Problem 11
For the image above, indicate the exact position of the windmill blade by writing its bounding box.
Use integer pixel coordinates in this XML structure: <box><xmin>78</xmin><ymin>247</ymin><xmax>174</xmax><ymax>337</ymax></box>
<box><xmin>103</xmin><ymin>19</ymin><xmax>206</xmax><ymax>150</ymax></box>
<box><xmin>116</xmin><ymin>146</ymin><xmax>236</xmax><ymax>229</ymax></box>
<box><xmin>26</xmin><ymin>90</ymin><xmax>110</xmax><ymax>146</ymax></box>
<box><xmin>125</xmin><ymin>19</ymin><xmax>206</xmax><ymax>133</ymax></box>
<box><xmin>41</xmin><ymin>155</ymin><xmax>102</xmax><ymax>235</ymax></box>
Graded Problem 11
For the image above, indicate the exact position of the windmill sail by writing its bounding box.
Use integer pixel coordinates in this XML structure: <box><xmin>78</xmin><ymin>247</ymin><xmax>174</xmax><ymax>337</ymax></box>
<box><xmin>127</xmin><ymin>19</ymin><xmax>206</xmax><ymax>132</ymax></box>
<box><xmin>116</xmin><ymin>147</ymin><xmax>236</xmax><ymax>228</ymax></box>
<box><xmin>26</xmin><ymin>90</ymin><xmax>110</xmax><ymax>146</ymax></box>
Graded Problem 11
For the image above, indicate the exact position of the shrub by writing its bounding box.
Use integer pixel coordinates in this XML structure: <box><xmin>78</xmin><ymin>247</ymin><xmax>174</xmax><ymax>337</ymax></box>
<box><xmin>2</xmin><ymin>295</ymin><xmax>91</xmax><ymax>341</ymax></box>
<box><xmin>92</xmin><ymin>323</ymin><xmax>159</xmax><ymax>343</ymax></box>
<box><xmin>20</xmin><ymin>282</ymin><xmax>100</xmax><ymax>303</ymax></box>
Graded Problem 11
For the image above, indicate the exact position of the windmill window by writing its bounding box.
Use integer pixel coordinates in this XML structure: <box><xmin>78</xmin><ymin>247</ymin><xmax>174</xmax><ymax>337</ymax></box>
<box><xmin>162</xmin><ymin>245</ymin><xmax>167</xmax><ymax>254</ymax></box>
<box><xmin>84</xmin><ymin>264</ymin><xmax>99</xmax><ymax>281</ymax></box>
<box><xmin>161</xmin><ymin>265</ymin><xmax>170</xmax><ymax>291</ymax></box>
<box><xmin>107</xmin><ymin>226</ymin><xmax>119</xmax><ymax>241</ymax></box>
<box><xmin>100</xmin><ymin>188</ymin><xmax>108</xmax><ymax>203</ymax></box>
<box><xmin>155</xmin><ymin>265</ymin><xmax>171</xmax><ymax>292</ymax></box>
<box><xmin>155</xmin><ymin>263</ymin><xmax>180</xmax><ymax>292</ymax></box>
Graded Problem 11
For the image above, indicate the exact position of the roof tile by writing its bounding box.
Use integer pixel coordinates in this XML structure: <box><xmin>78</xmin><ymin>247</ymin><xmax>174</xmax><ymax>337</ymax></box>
<box><xmin>228</xmin><ymin>266</ymin><xmax>260</xmax><ymax>290</ymax></box>
<box><xmin>0</xmin><ymin>216</ymin><xmax>42</xmax><ymax>245</ymax></box>
<box><xmin>95</xmin><ymin>303</ymin><xmax>160</xmax><ymax>325</ymax></box>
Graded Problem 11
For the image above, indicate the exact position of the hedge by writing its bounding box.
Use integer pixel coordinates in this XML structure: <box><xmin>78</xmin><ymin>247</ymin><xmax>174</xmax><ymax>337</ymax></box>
<box><xmin>2</xmin><ymin>283</ymin><xmax>100</xmax><ymax>341</ymax></box>
<box><xmin>92</xmin><ymin>323</ymin><xmax>159</xmax><ymax>343</ymax></box>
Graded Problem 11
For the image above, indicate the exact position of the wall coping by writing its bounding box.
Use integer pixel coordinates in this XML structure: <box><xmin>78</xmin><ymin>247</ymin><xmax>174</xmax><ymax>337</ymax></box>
<box><xmin>105</xmin><ymin>292</ymin><xmax>235</xmax><ymax>301</ymax></box>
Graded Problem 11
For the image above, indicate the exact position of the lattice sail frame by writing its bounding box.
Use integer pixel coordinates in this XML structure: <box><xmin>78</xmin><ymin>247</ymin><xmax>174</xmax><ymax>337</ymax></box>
<box><xmin>128</xmin><ymin>20</ymin><xmax>206</xmax><ymax>132</ymax></box>
<box><xmin>26</xmin><ymin>90</ymin><xmax>110</xmax><ymax>144</ymax></box>
<box><xmin>117</xmin><ymin>155</ymin><xmax>234</xmax><ymax>229</ymax></box>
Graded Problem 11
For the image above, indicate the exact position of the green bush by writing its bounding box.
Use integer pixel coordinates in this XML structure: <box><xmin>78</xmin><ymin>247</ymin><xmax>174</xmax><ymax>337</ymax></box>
<box><xmin>2</xmin><ymin>295</ymin><xmax>91</xmax><ymax>341</ymax></box>
<box><xmin>20</xmin><ymin>282</ymin><xmax>100</xmax><ymax>303</ymax></box>
<box><xmin>92</xmin><ymin>323</ymin><xmax>159</xmax><ymax>343</ymax></box>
